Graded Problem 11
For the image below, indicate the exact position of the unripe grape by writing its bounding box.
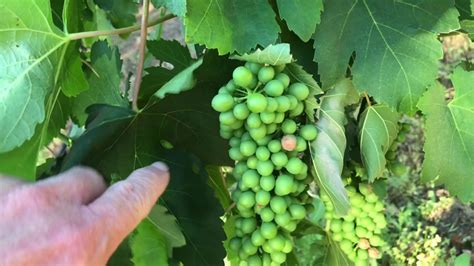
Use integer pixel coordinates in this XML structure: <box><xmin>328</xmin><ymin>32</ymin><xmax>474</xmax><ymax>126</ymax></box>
<box><xmin>233</xmin><ymin>162</ymin><xmax>248</xmax><ymax>178</ymax></box>
<box><xmin>247</xmin><ymin>156</ymin><xmax>258</xmax><ymax>169</ymax></box>
<box><xmin>249</xmin><ymin>125</ymin><xmax>267</xmax><ymax>141</ymax></box>
<box><xmin>282</xmin><ymin>119</ymin><xmax>297</xmax><ymax>134</ymax></box>
<box><xmin>369</xmin><ymin>235</ymin><xmax>383</xmax><ymax>247</ymax></box>
<box><xmin>281</xmin><ymin>135</ymin><xmax>297</xmax><ymax>151</ymax></box>
<box><xmin>229</xmin><ymin>237</ymin><xmax>241</xmax><ymax>251</ymax></box>
<box><xmin>276</xmin><ymin>96</ymin><xmax>291</xmax><ymax>113</ymax></box>
<box><xmin>219</xmin><ymin>111</ymin><xmax>237</xmax><ymax>126</ymax></box>
<box><xmin>270</xmin><ymin>251</ymin><xmax>286</xmax><ymax>264</ymax></box>
<box><xmin>268</xmin><ymin>140</ymin><xmax>281</xmax><ymax>153</ymax></box>
<box><xmin>342</xmin><ymin>221</ymin><xmax>355</xmax><ymax>232</ymax></box>
<box><xmin>256</xmin><ymin>135</ymin><xmax>272</xmax><ymax>146</ymax></box>
<box><xmin>357</xmin><ymin>249</ymin><xmax>368</xmax><ymax>260</ymax></box>
<box><xmin>358</xmin><ymin>183</ymin><xmax>372</xmax><ymax>196</ymax></box>
<box><xmin>247</xmin><ymin>93</ymin><xmax>267</xmax><ymax>113</ymax></box>
<box><xmin>212</xmin><ymin>93</ymin><xmax>234</xmax><ymax>112</ymax></box>
<box><xmin>238</xmin><ymin>249</ymin><xmax>249</xmax><ymax>260</ymax></box>
<box><xmin>271</xmin><ymin>152</ymin><xmax>288</xmax><ymax>167</ymax></box>
<box><xmin>261</xmin><ymin>222</ymin><xmax>278</xmax><ymax>239</ymax></box>
<box><xmin>262</xmin><ymin>253</ymin><xmax>272</xmax><ymax>266</ymax></box>
<box><xmin>275</xmin><ymin>211</ymin><xmax>291</xmax><ymax>226</ymax></box>
<box><xmin>239</xmin><ymin>191</ymin><xmax>256</xmax><ymax>209</ymax></box>
<box><xmin>285</xmin><ymin>157</ymin><xmax>304</xmax><ymax>175</ymax></box>
<box><xmin>355</xmin><ymin>226</ymin><xmax>368</xmax><ymax>238</ymax></box>
<box><xmin>288</xmin><ymin>83</ymin><xmax>310</xmax><ymax>100</ymax></box>
<box><xmin>274</xmin><ymin>112</ymin><xmax>285</xmax><ymax>124</ymax></box>
<box><xmin>270</xmin><ymin>196</ymin><xmax>287</xmax><ymax>214</ymax></box>
<box><xmin>275</xmin><ymin>174</ymin><xmax>294</xmax><ymax>196</ymax></box>
<box><xmin>289</xmin><ymin>204</ymin><xmax>306</xmax><ymax>220</ymax></box>
<box><xmin>260</xmin><ymin>175</ymin><xmax>275</xmax><ymax>191</ymax></box>
<box><xmin>274</xmin><ymin>64</ymin><xmax>286</xmax><ymax>73</ymax></box>
<box><xmin>295</xmin><ymin>137</ymin><xmax>307</xmax><ymax>152</ymax></box>
<box><xmin>332</xmin><ymin>232</ymin><xmax>343</xmax><ymax>241</ymax></box>
<box><xmin>289</xmin><ymin>102</ymin><xmax>304</xmax><ymax>117</ymax></box>
<box><xmin>281</xmin><ymin>220</ymin><xmax>297</xmax><ymax>232</ymax></box>
<box><xmin>256</xmin><ymin>146</ymin><xmax>271</xmax><ymax>161</ymax></box>
<box><xmin>264</xmin><ymin>80</ymin><xmax>285</xmax><ymax>96</ymax></box>
<box><xmin>287</xmin><ymin>95</ymin><xmax>299</xmax><ymax>110</ymax></box>
<box><xmin>257</xmin><ymin>160</ymin><xmax>274</xmax><ymax>176</ymax></box>
<box><xmin>229</xmin><ymin>137</ymin><xmax>241</xmax><ymax>147</ymax></box>
<box><xmin>241</xmin><ymin>217</ymin><xmax>257</xmax><ymax>234</ymax></box>
<box><xmin>233</xmin><ymin>129</ymin><xmax>245</xmax><ymax>137</ymax></box>
<box><xmin>247</xmin><ymin>113</ymin><xmax>262</xmax><ymax>129</ymax></box>
<box><xmin>374</xmin><ymin>201</ymin><xmax>384</xmax><ymax>212</ymax></box>
<box><xmin>256</xmin><ymin>190</ymin><xmax>271</xmax><ymax>206</ymax></box>
<box><xmin>260</xmin><ymin>207</ymin><xmax>275</xmax><ymax>222</ymax></box>
<box><xmin>350</xmin><ymin>194</ymin><xmax>365</xmax><ymax>208</ymax></box>
<box><xmin>242</xmin><ymin>239</ymin><xmax>258</xmax><ymax>255</ymax></box>
<box><xmin>365</xmin><ymin>193</ymin><xmax>379</xmax><ymax>203</ymax></box>
<box><xmin>266</xmin><ymin>123</ymin><xmax>277</xmax><ymax>134</ymax></box>
<box><xmin>268</xmin><ymin>234</ymin><xmax>286</xmax><ymax>251</ymax></box>
<box><xmin>340</xmin><ymin>239</ymin><xmax>353</xmax><ymax>254</ymax></box>
<box><xmin>242</xmin><ymin>170</ymin><xmax>260</xmax><ymax>189</ymax></box>
<box><xmin>229</xmin><ymin>147</ymin><xmax>244</xmax><ymax>161</ymax></box>
<box><xmin>240</xmin><ymin>140</ymin><xmax>257</xmax><ymax>157</ymax></box>
<box><xmin>234</xmin><ymin>103</ymin><xmax>250</xmax><ymax>120</ymax></box>
<box><xmin>262</xmin><ymin>242</ymin><xmax>273</xmax><ymax>253</ymax></box>
<box><xmin>230</xmin><ymin>120</ymin><xmax>244</xmax><ymax>130</ymax></box>
<box><xmin>299</xmin><ymin>125</ymin><xmax>318</xmax><ymax>141</ymax></box>
<box><xmin>258</xmin><ymin>66</ymin><xmax>275</xmax><ymax>83</ymax></box>
<box><xmin>233</xmin><ymin>66</ymin><xmax>253</xmax><ymax>88</ymax></box>
<box><xmin>275</xmin><ymin>73</ymin><xmax>290</xmax><ymax>88</ymax></box>
<box><xmin>245</xmin><ymin>62</ymin><xmax>262</xmax><ymax>74</ymax></box>
<box><xmin>266</xmin><ymin>97</ymin><xmax>278</xmax><ymax>112</ymax></box>
<box><xmin>247</xmin><ymin>255</ymin><xmax>262</xmax><ymax>266</ymax></box>
<box><xmin>330</xmin><ymin>220</ymin><xmax>342</xmax><ymax>233</ymax></box>
<box><xmin>282</xmin><ymin>238</ymin><xmax>293</xmax><ymax>254</ymax></box>
<box><xmin>260</xmin><ymin>112</ymin><xmax>276</xmax><ymax>124</ymax></box>
<box><xmin>251</xmin><ymin>230</ymin><xmax>265</xmax><ymax>246</ymax></box>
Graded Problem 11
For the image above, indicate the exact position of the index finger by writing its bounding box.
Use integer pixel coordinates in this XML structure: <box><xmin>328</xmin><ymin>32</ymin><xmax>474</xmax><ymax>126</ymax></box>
<box><xmin>88</xmin><ymin>162</ymin><xmax>169</xmax><ymax>243</ymax></box>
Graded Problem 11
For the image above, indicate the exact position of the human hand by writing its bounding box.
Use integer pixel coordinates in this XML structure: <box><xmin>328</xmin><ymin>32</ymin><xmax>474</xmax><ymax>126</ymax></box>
<box><xmin>0</xmin><ymin>163</ymin><xmax>169</xmax><ymax>266</ymax></box>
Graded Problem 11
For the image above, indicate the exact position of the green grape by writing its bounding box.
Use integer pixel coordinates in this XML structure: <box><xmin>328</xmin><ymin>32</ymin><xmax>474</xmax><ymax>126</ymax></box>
<box><xmin>268</xmin><ymin>140</ymin><xmax>282</xmax><ymax>153</ymax></box>
<box><xmin>287</xmin><ymin>95</ymin><xmax>298</xmax><ymax>110</ymax></box>
<box><xmin>212</xmin><ymin>93</ymin><xmax>234</xmax><ymax>112</ymax></box>
<box><xmin>256</xmin><ymin>135</ymin><xmax>272</xmax><ymax>146</ymax></box>
<box><xmin>241</xmin><ymin>217</ymin><xmax>257</xmax><ymax>234</ymax></box>
<box><xmin>342</xmin><ymin>221</ymin><xmax>355</xmax><ymax>232</ymax></box>
<box><xmin>239</xmin><ymin>249</ymin><xmax>249</xmax><ymax>260</ymax></box>
<box><xmin>270</xmin><ymin>196</ymin><xmax>287</xmax><ymax>214</ymax></box>
<box><xmin>248</xmin><ymin>76</ymin><xmax>258</xmax><ymax>89</ymax></box>
<box><xmin>275</xmin><ymin>174</ymin><xmax>294</xmax><ymax>196</ymax></box>
<box><xmin>275</xmin><ymin>211</ymin><xmax>291</xmax><ymax>227</ymax></box>
<box><xmin>239</xmin><ymin>191</ymin><xmax>256</xmax><ymax>209</ymax></box>
<box><xmin>230</xmin><ymin>120</ymin><xmax>244</xmax><ymax>130</ymax></box>
<box><xmin>271</xmin><ymin>152</ymin><xmax>288</xmax><ymax>168</ymax></box>
<box><xmin>247</xmin><ymin>255</ymin><xmax>262</xmax><ymax>266</ymax></box>
<box><xmin>226</xmin><ymin>80</ymin><xmax>237</xmax><ymax>92</ymax></box>
<box><xmin>242</xmin><ymin>170</ymin><xmax>260</xmax><ymax>189</ymax></box>
<box><xmin>234</xmin><ymin>103</ymin><xmax>250</xmax><ymax>120</ymax></box>
<box><xmin>369</xmin><ymin>235</ymin><xmax>383</xmax><ymax>247</ymax></box>
<box><xmin>229</xmin><ymin>237</ymin><xmax>241</xmax><ymax>251</ymax></box>
<box><xmin>281</xmin><ymin>239</ymin><xmax>293</xmax><ymax>254</ymax></box>
<box><xmin>260</xmin><ymin>222</ymin><xmax>278</xmax><ymax>239</ymax></box>
<box><xmin>299</xmin><ymin>125</ymin><xmax>318</xmax><ymax>141</ymax></box>
<box><xmin>288</xmin><ymin>83</ymin><xmax>310</xmax><ymax>100</ymax></box>
<box><xmin>330</xmin><ymin>220</ymin><xmax>342</xmax><ymax>233</ymax></box>
<box><xmin>240</xmin><ymin>140</ymin><xmax>257</xmax><ymax>157</ymax></box>
<box><xmin>256</xmin><ymin>174</ymin><xmax>273</xmax><ymax>191</ymax></box>
<box><xmin>262</xmin><ymin>242</ymin><xmax>273</xmax><ymax>254</ymax></box>
<box><xmin>247</xmin><ymin>156</ymin><xmax>258</xmax><ymax>169</ymax></box>
<box><xmin>256</xmin><ymin>146</ymin><xmax>271</xmax><ymax>161</ymax></box>
<box><xmin>281</xmin><ymin>119</ymin><xmax>297</xmax><ymax>134</ymax></box>
<box><xmin>274</xmin><ymin>64</ymin><xmax>286</xmax><ymax>73</ymax></box>
<box><xmin>245</xmin><ymin>62</ymin><xmax>262</xmax><ymax>74</ymax></box>
<box><xmin>350</xmin><ymin>194</ymin><xmax>365</xmax><ymax>208</ymax></box>
<box><xmin>357</xmin><ymin>249</ymin><xmax>369</xmax><ymax>260</ymax></box>
<box><xmin>274</xmin><ymin>112</ymin><xmax>285</xmax><ymax>124</ymax></box>
<box><xmin>260</xmin><ymin>207</ymin><xmax>275</xmax><ymax>222</ymax></box>
<box><xmin>249</xmin><ymin>125</ymin><xmax>267</xmax><ymax>141</ymax></box>
<box><xmin>247</xmin><ymin>113</ymin><xmax>262</xmax><ymax>129</ymax></box>
<box><xmin>340</xmin><ymin>239</ymin><xmax>353</xmax><ymax>254</ymax></box>
<box><xmin>363</xmin><ymin>202</ymin><xmax>375</xmax><ymax>213</ymax></box>
<box><xmin>262</xmin><ymin>253</ymin><xmax>272</xmax><ymax>266</ymax></box>
<box><xmin>358</xmin><ymin>183</ymin><xmax>371</xmax><ymax>196</ymax></box>
<box><xmin>276</xmin><ymin>96</ymin><xmax>291</xmax><ymax>113</ymax></box>
<box><xmin>230</xmin><ymin>137</ymin><xmax>241</xmax><ymax>147</ymax></box>
<box><xmin>270</xmin><ymin>251</ymin><xmax>286</xmax><ymax>264</ymax></box>
<box><xmin>233</xmin><ymin>129</ymin><xmax>245</xmax><ymax>138</ymax></box>
<box><xmin>233</xmin><ymin>162</ymin><xmax>248</xmax><ymax>179</ymax></box>
<box><xmin>264</xmin><ymin>80</ymin><xmax>285</xmax><ymax>96</ymax></box>
<box><xmin>332</xmin><ymin>232</ymin><xmax>343</xmax><ymax>241</ymax></box>
<box><xmin>355</xmin><ymin>226</ymin><xmax>368</xmax><ymax>238</ymax></box>
<box><xmin>233</xmin><ymin>66</ymin><xmax>253</xmax><ymax>88</ymax></box>
<box><xmin>229</xmin><ymin>147</ymin><xmax>244</xmax><ymax>161</ymax></box>
<box><xmin>256</xmin><ymin>190</ymin><xmax>271</xmax><ymax>206</ymax></box>
<box><xmin>365</xmin><ymin>193</ymin><xmax>378</xmax><ymax>203</ymax></box>
<box><xmin>266</xmin><ymin>97</ymin><xmax>278</xmax><ymax>112</ymax></box>
<box><xmin>219</xmin><ymin>111</ymin><xmax>237</xmax><ymax>126</ymax></box>
<box><xmin>260</xmin><ymin>112</ymin><xmax>276</xmax><ymax>124</ymax></box>
<box><xmin>289</xmin><ymin>204</ymin><xmax>306</xmax><ymax>220</ymax></box>
<box><xmin>257</xmin><ymin>160</ymin><xmax>274</xmax><ymax>176</ymax></box>
<box><xmin>275</xmin><ymin>73</ymin><xmax>290</xmax><ymax>88</ymax></box>
<box><xmin>289</xmin><ymin>102</ymin><xmax>304</xmax><ymax>117</ymax></box>
<box><xmin>258</xmin><ymin>66</ymin><xmax>275</xmax><ymax>83</ymax></box>
<box><xmin>247</xmin><ymin>93</ymin><xmax>267</xmax><ymax>113</ymax></box>
<box><xmin>268</xmin><ymin>234</ymin><xmax>286</xmax><ymax>251</ymax></box>
<box><xmin>285</xmin><ymin>157</ymin><xmax>304</xmax><ymax>175</ymax></box>
<box><xmin>281</xmin><ymin>220</ymin><xmax>297</xmax><ymax>232</ymax></box>
<box><xmin>374</xmin><ymin>201</ymin><xmax>384</xmax><ymax>212</ymax></box>
<box><xmin>242</xmin><ymin>239</ymin><xmax>259</xmax><ymax>255</ymax></box>
<box><xmin>266</xmin><ymin>123</ymin><xmax>278</xmax><ymax>134</ymax></box>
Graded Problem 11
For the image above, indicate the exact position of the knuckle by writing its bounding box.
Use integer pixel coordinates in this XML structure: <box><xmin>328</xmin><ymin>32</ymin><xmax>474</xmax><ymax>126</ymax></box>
<box><xmin>115</xmin><ymin>181</ymin><xmax>149</xmax><ymax>218</ymax></box>
<box><xmin>69</xmin><ymin>166</ymin><xmax>102</xmax><ymax>180</ymax></box>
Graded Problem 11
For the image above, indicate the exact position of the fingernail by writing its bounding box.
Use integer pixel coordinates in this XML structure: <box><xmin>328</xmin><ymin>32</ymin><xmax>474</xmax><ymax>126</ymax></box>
<box><xmin>152</xmin><ymin>162</ymin><xmax>169</xmax><ymax>172</ymax></box>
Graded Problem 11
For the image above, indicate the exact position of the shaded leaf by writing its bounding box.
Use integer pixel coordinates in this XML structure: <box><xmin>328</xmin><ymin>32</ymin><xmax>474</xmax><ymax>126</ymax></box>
<box><xmin>310</xmin><ymin>79</ymin><xmax>359</xmax><ymax>215</ymax></box>
<box><xmin>94</xmin><ymin>0</ymin><xmax>138</xmax><ymax>28</ymax></box>
<box><xmin>151</xmin><ymin>0</ymin><xmax>186</xmax><ymax>17</ymax></box>
<box><xmin>206</xmin><ymin>165</ymin><xmax>232</xmax><ymax>210</ymax></box>
<box><xmin>358</xmin><ymin>104</ymin><xmax>400</xmax><ymax>181</ymax></box>
<box><xmin>313</xmin><ymin>0</ymin><xmax>460</xmax><ymax>113</ymax></box>
<box><xmin>231</xmin><ymin>43</ymin><xmax>293</xmax><ymax>66</ymax></box>
<box><xmin>148</xmin><ymin>40</ymin><xmax>192</xmax><ymax>69</ymax></box>
<box><xmin>185</xmin><ymin>0</ymin><xmax>280</xmax><ymax>54</ymax></box>
<box><xmin>153</xmin><ymin>59</ymin><xmax>203</xmax><ymax>99</ymax></box>
<box><xmin>418</xmin><ymin>67</ymin><xmax>474</xmax><ymax>202</ymax></box>
<box><xmin>276</xmin><ymin>0</ymin><xmax>324</xmax><ymax>42</ymax></box>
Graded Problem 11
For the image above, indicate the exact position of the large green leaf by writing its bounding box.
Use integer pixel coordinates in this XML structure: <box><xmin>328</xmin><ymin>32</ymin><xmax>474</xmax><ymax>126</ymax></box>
<box><xmin>93</xmin><ymin>0</ymin><xmax>138</xmax><ymax>28</ymax></box>
<box><xmin>313</xmin><ymin>0</ymin><xmax>460</xmax><ymax>113</ymax></box>
<box><xmin>418</xmin><ymin>67</ymin><xmax>474</xmax><ymax>202</ymax></box>
<box><xmin>276</xmin><ymin>0</ymin><xmax>324</xmax><ymax>42</ymax></box>
<box><xmin>185</xmin><ymin>0</ymin><xmax>280</xmax><ymax>54</ymax></box>
<box><xmin>310</xmin><ymin>79</ymin><xmax>359</xmax><ymax>216</ymax></box>
<box><xmin>130</xmin><ymin>205</ymin><xmax>186</xmax><ymax>265</ymax></box>
<box><xmin>151</xmin><ymin>0</ymin><xmax>186</xmax><ymax>17</ymax></box>
<box><xmin>153</xmin><ymin>59</ymin><xmax>203</xmax><ymax>99</ymax></box>
<box><xmin>231</xmin><ymin>43</ymin><xmax>293</xmax><ymax>66</ymax></box>
<box><xmin>0</xmin><ymin>0</ymin><xmax>85</xmax><ymax>153</ymax></box>
<box><xmin>206</xmin><ymin>165</ymin><xmax>232</xmax><ymax>210</ymax></box>
<box><xmin>72</xmin><ymin>41</ymin><xmax>127</xmax><ymax>125</ymax></box>
<box><xmin>358</xmin><ymin>104</ymin><xmax>400</xmax><ymax>181</ymax></box>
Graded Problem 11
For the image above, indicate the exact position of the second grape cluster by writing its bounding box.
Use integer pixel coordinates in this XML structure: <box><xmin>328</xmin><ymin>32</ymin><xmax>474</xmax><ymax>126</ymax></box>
<box><xmin>211</xmin><ymin>62</ymin><xmax>317</xmax><ymax>265</ymax></box>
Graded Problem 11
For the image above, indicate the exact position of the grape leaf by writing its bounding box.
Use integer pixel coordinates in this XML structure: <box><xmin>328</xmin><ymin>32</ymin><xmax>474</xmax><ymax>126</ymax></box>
<box><xmin>310</xmin><ymin>79</ymin><xmax>360</xmax><ymax>215</ymax></box>
<box><xmin>0</xmin><ymin>0</ymin><xmax>85</xmax><ymax>153</ymax></box>
<box><xmin>418</xmin><ymin>67</ymin><xmax>474</xmax><ymax>203</ymax></box>
<box><xmin>63</xmin><ymin>0</ymin><xmax>83</xmax><ymax>33</ymax></box>
<box><xmin>72</xmin><ymin>41</ymin><xmax>127</xmax><ymax>125</ymax></box>
<box><xmin>185</xmin><ymin>0</ymin><xmax>280</xmax><ymax>54</ymax></box>
<box><xmin>83</xmin><ymin>0</ymin><xmax>115</xmax><ymax>46</ymax></box>
<box><xmin>93</xmin><ymin>0</ymin><xmax>138</xmax><ymax>28</ymax></box>
<box><xmin>358</xmin><ymin>104</ymin><xmax>400</xmax><ymax>181</ymax></box>
<box><xmin>313</xmin><ymin>0</ymin><xmax>460</xmax><ymax>113</ymax></box>
<box><xmin>151</xmin><ymin>0</ymin><xmax>186</xmax><ymax>17</ymax></box>
<box><xmin>153</xmin><ymin>59</ymin><xmax>203</xmax><ymax>99</ymax></box>
<box><xmin>206</xmin><ymin>165</ymin><xmax>232</xmax><ymax>210</ymax></box>
<box><xmin>456</xmin><ymin>0</ymin><xmax>474</xmax><ymax>19</ymax></box>
<box><xmin>276</xmin><ymin>0</ymin><xmax>324</xmax><ymax>42</ymax></box>
<box><xmin>148</xmin><ymin>40</ymin><xmax>192</xmax><ymax>69</ymax></box>
<box><xmin>130</xmin><ymin>205</ymin><xmax>186</xmax><ymax>265</ymax></box>
<box><xmin>284</xmin><ymin>63</ymin><xmax>323</xmax><ymax>122</ymax></box>
<box><xmin>454</xmin><ymin>252</ymin><xmax>471</xmax><ymax>266</ymax></box>
<box><xmin>231</xmin><ymin>43</ymin><xmax>293</xmax><ymax>66</ymax></box>
<box><xmin>223</xmin><ymin>216</ymin><xmax>239</xmax><ymax>265</ymax></box>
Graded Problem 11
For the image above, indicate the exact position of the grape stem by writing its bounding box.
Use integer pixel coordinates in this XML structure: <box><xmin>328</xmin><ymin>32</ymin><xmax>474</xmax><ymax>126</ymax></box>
<box><xmin>364</xmin><ymin>92</ymin><xmax>372</xmax><ymax>107</ymax></box>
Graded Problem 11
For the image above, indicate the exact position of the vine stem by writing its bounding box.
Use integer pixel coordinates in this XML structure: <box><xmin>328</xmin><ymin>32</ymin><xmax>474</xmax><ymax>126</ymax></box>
<box><xmin>68</xmin><ymin>13</ymin><xmax>175</xmax><ymax>41</ymax></box>
<box><xmin>132</xmin><ymin>0</ymin><xmax>151</xmax><ymax>112</ymax></box>
<box><xmin>364</xmin><ymin>92</ymin><xmax>372</xmax><ymax>107</ymax></box>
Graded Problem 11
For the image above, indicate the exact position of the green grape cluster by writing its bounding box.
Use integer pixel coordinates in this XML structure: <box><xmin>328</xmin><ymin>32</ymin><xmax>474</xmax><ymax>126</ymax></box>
<box><xmin>322</xmin><ymin>183</ymin><xmax>387</xmax><ymax>266</ymax></box>
<box><xmin>211</xmin><ymin>62</ymin><xmax>317</xmax><ymax>265</ymax></box>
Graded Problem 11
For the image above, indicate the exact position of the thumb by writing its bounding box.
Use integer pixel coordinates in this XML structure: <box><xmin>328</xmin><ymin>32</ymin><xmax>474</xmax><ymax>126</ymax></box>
<box><xmin>88</xmin><ymin>162</ymin><xmax>169</xmax><ymax>244</ymax></box>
